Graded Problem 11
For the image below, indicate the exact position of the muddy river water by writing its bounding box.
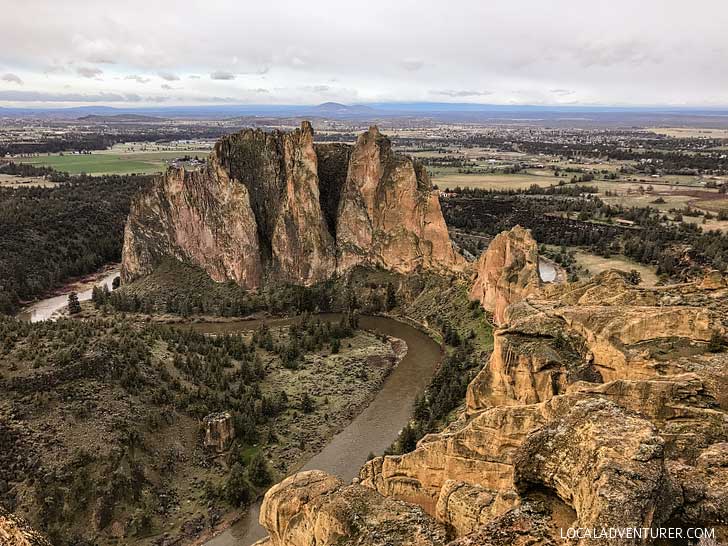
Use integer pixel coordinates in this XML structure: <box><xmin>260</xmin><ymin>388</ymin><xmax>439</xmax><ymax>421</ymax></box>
<box><xmin>195</xmin><ymin>315</ymin><xmax>443</xmax><ymax>546</ymax></box>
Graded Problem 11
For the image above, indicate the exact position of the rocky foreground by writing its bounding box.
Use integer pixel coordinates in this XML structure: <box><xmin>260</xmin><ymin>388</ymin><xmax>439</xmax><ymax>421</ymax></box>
<box><xmin>254</xmin><ymin>227</ymin><xmax>728</xmax><ymax>546</ymax></box>
<box><xmin>121</xmin><ymin>122</ymin><xmax>463</xmax><ymax>289</ymax></box>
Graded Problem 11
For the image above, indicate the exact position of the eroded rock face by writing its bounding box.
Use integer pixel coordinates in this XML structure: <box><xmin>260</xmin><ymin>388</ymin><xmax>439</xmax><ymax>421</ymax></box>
<box><xmin>336</xmin><ymin>126</ymin><xmax>463</xmax><ymax>273</ymax></box>
<box><xmin>231</xmin><ymin>239</ymin><xmax>728</xmax><ymax>545</ymax></box>
<box><xmin>122</xmin><ymin>123</ymin><xmax>462</xmax><ymax>288</ymax></box>
<box><xmin>258</xmin><ymin>470</ymin><xmax>448</xmax><ymax>546</ymax></box>
<box><xmin>351</xmin><ymin>262</ymin><xmax>728</xmax><ymax>545</ymax></box>
<box><xmin>469</xmin><ymin>226</ymin><xmax>541</xmax><ymax>325</ymax></box>
<box><xmin>0</xmin><ymin>506</ymin><xmax>52</xmax><ymax>546</ymax></box>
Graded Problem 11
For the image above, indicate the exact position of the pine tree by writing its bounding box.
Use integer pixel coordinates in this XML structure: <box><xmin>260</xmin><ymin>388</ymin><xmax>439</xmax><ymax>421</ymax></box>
<box><xmin>68</xmin><ymin>292</ymin><xmax>81</xmax><ymax>315</ymax></box>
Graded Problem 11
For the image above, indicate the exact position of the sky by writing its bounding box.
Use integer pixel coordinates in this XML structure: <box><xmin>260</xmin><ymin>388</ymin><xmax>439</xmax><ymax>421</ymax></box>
<box><xmin>0</xmin><ymin>0</ymin><xmax>726</xmax><ymax>108</ymax></box>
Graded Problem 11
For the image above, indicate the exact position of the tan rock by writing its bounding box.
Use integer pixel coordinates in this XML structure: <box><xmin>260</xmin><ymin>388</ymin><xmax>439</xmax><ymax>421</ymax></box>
<box><xmin>469</xmin><ymin>226</ymin><xmax>541</xmax><ymax>325</ymax></box>
<box><xmin>259</xmin><ymin>470</ymin><xmax>448</xmax><ymax>546</ymax></box>
<box><xmin>336</xmin><ymin>126</ymin><xmax>464</xmax><ymax>274</ymax></box>
<box><xmin>0</xmin><ymin>506</ymin><xmax>52</xmax><ymax>546</ymax></box>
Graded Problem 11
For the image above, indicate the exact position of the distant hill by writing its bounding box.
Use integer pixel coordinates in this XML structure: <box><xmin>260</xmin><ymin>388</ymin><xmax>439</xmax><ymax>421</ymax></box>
<box><xmin>77</xmin><ymin>113</ymin><xmax>167</xmax><ymax>122</ymax></box>
<box><xmin>311</xmin><ymin>102</ymin><xmax>375</xmax><ymax>116</ymax></box>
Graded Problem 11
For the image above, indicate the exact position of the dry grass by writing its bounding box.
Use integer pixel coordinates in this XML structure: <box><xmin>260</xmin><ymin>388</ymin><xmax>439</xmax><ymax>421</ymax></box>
<box><xmin>573</xmin><ymin>250</ymin><xmax>659</xmax><ymax>286</ymax></box>
<box><xmin>434</xmin><ymin>173</ymin><xmax>564</xmax><ymax>190</ymax></box>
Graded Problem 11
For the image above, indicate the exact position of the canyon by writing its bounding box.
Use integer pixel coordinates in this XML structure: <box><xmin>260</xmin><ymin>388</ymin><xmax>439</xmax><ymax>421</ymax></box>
<box><xmin>4</xmin><ymin>123</ymin><xmax>728</xmax><ymax>546</ymax></box>
<box><xmin>253</xmin><ymin>227</ymin><xmax>728</xmax><ymax>546</ymax></box>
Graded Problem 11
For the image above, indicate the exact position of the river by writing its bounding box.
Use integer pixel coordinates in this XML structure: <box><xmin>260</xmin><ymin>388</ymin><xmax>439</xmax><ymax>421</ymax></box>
<box><xmin>193</xmin><ymin>315</ymin><xmax>443</xmax><ymax>546</ymax></box>
<box><xmin>17</xmin><ymin>267</ymin><xmax>121</xmax><ymax>322</ymax></box>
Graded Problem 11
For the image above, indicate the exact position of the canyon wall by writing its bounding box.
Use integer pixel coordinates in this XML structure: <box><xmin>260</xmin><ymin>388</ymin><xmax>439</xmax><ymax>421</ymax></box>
<box><xmin>256</xmin><ymin>231</ymin><xmax>728</xmax><ymax>546</ymax></box>
<box><xmin>122</xmin><ymin>123</ymin><xmax>463</xmax><ymax>288</ymax></box>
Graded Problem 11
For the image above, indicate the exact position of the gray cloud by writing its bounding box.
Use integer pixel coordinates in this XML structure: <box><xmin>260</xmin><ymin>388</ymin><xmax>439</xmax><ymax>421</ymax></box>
<box><xmin>76</xmin><ymin>66</ymin><xmax>103</xmax><ymax>79</ymax></box>
<box><xmin>158</xmin><ymin>71</ymin><xmax>180</xmax><ymax>81</ymax></box>
<box><xmin>433</xmin><ymin>89</ymin><xmax>492</xmax><ymax>97</ymax></box>
<box><xmin>210</xmin><ymin>70</ymin><xmax>236</xmax><ymax>80</ymax></box>
<box><xmin>0</xmin><ymin>90</ymin><xmax>151</xmax><ymax>102</ymax></box>
<box><xmin>0</xmin><ymin>1</ymin><xmax>726</xmax><ymax>106</ymax></box>
<box><xmin>1</xmin><ymin>73</ymin><xmax>23</xmax><ymax>85</ymax></box>
<box><xmin>399</xmin><ymin>58</ymin><xmax>424</xmax><ymax>71</ymax></box>
<box><xmin>125</xmin><ymin>74</ymin><xmax>150</xmax><ymax>83</ymax></box>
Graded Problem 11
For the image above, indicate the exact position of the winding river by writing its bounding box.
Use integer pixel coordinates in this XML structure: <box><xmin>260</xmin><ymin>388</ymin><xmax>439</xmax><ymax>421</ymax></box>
<box><xmin>194</xmin><ymin>316</ymin><xmax>443</xmax><ymax>546</ymax></box>
<box><xmin>18</xmin><ymin>267</ymin><xmax>121</xmax><ymax>322</ymax></box>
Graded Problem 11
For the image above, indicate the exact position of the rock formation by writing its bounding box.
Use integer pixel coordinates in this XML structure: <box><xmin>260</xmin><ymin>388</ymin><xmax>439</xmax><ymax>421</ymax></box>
<box><xmin>469</xmin><ymin>226</ymin><xmax>541</xmax><ymax>325</ymax></box>
<box><xmin>203</xmin><ymin>411</ymin><xmax>235</xmax><ymax>452</ymax></box>
<box><xmin>255</xmin><ymin>230</ymin><xmax>728</xmax><ymax>546</ymax></box>
<box><xmin>122</xmin><ymin>123</ymin><xmax>463</xmax><ymax>288</ymax></box>
<box><xmin>0</xmin><ymin>506</ymin><xmax>52</xmax><ymax>546</ymax></box>
<box><xmin>255</xmin><ymin>470</ymin><xmax>448</xmax><ymax>546</ymax></box>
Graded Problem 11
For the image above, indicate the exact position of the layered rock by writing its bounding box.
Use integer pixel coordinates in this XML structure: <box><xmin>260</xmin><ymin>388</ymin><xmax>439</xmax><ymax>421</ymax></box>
<box><xmin>241</xmin><ymin>232</ymin><xmax>728</xmax><ymax>546</ymax></box>
<box><xmin>256</xmin><ymin>470</ymin><xmax>448</xmax><ymax>546</ymax></box>
<box><xmin>122</xmin><ymin>123</ymin><xmax>462</xmax><ymax>288</ymax></box>
<box><xmin>469</xmin><ymin>226</ymin><xmax>541</xmax><ymax>325</ymax></box>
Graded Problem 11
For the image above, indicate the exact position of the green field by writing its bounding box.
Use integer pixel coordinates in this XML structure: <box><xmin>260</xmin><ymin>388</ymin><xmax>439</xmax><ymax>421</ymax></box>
<box><xmin>17</xmin><ymin>150</ymin><xmax>209</xmax><ymax>175</ymax></box>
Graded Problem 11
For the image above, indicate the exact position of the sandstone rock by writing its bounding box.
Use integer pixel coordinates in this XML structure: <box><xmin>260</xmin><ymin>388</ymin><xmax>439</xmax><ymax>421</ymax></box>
<box><xmin>466</xmin><ymin>269</ymin><xmax>724</xmax><ymax>412</ymax></box>
<box><xmin>202</xmin><ymin>411</ymin><xmax>234</xmax><ymax>452</ymax></box>
<box><xmin>0</xmin><ymin>506</ymin><xmax>52</xmax><ymax>546</ymax></box>
<box><xmin>122</xmin><ymin>123</ymin><xmax>463</xmax><ymax>289</ymax></box>
<box><xmin>258</xmin><ymin>470</ymin><xmax>448</xmax><ymax>546</ymax></box>
<box><xmin>469</xmin><ymin>226</ymin><xmax>541</xmax><ymax>325</ymax></box>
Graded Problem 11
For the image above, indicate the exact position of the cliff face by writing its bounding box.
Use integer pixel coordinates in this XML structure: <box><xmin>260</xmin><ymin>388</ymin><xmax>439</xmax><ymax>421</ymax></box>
<box><xmin>256</xmin><ymin>231</ymin><xmax>728</xmax><ymax>546</ymax></box>
<box><xmin>122</xmin><ymin>123</ymin><xmax>462</xmax><ymax>287</ymax></box>
<box><xmin>469</xmin><ymin>225</ymin><xmax>541</xmax><ymax>325</ymax></box>
<box><xmin>336</xmin><ymin>127</ymin><xmax>462</xmax><ymax>273</ymax></box>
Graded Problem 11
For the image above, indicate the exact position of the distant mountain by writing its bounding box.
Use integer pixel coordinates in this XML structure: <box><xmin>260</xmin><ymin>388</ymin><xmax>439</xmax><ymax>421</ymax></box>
<box><xmin>77</xmin><ymin>113</ymin><xmax>167</xmax><ymax>122</ymax></box>
<box><xmin>310</xmin><ymin>102</ymin><xmax>375</xmax><ymax>116</ymax></box>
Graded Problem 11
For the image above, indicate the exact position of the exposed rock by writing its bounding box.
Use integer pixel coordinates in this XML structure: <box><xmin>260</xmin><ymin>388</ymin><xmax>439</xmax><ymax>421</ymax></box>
<box><xmin>353</xmin><ymin>255</ymin><xmax>728</xmax><ymax>544</ymax></box>
<box><xmin>0</xmin><ymin>506</ymin><xmax>53</xmax><ymax>546</ymax></box>
<box><xmin>202</xmin><ymin>411</ymin><xmax>234</xmax><ymax>452</ymax></box>
<box><xmin>122</xmin><ymin>123</ymin><xmax>462</xmax><ymax>288</ymax></box>
<box><xmin>469</xmin><ymin>226</ymin><xmax>541</xmax><ymax>325</ymax></box>
<box><xmin>466</xmin><ymin>270</ymin><xmax>724</xmax><ymax>411</ymax></box>
<box><xmin>258</xmin><ymin>470</ymin><xmax>449</xmax><ymax>546</ymax></box>
<box><xmin>233</xmin><ymin>235</ymin><xmax>728</xmax><ymax>545</ymax></box>
<box><xmin>336</xmin><ymin>126</ymin><xmax>463</xmax><ymax>273</ymax></box>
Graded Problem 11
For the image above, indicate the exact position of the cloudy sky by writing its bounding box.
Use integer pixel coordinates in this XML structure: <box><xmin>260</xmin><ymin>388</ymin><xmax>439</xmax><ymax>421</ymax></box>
<box><xmin>0</xmin><ymin>0</ymin><xmax>726</xmax><ymax>108</ymax></box>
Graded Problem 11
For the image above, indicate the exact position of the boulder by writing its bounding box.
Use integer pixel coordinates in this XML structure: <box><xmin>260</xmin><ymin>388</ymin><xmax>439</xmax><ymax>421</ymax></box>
<box><xmin>258</xmin><ymin>470</ymin><xmax>449</xmax><ymax>546</ymax></box>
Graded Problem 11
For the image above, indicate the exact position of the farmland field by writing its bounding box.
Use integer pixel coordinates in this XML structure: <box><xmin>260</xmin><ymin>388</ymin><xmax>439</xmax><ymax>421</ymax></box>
<box><xmin>432</xmin><ymin>171</ymin><xmax>565</xmax><ymax>190</ymax></box>
<box><xmin>15</xmin><ymin>149</ymin><xmax>210</xmax><ymax>175</ymax></box>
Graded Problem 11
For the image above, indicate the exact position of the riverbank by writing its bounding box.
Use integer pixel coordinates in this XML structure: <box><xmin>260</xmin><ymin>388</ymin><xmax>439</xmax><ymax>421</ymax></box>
<box><xmin>196</xmin><ymin>315</ymin><xmax>443</xmax><ymax>546</ymax></box>
<box><xmin>17</xmin><ymin>264</ymin><xmax>120</xmax><ymax>322</ymax></box>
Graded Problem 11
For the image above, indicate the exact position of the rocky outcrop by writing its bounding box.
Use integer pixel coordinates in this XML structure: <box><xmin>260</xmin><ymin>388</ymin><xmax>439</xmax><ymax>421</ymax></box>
<box><xmin>122</xmin><ymin>123</ymin><xmax>462</xmax><ymax>288</ymax></box>
<box><xmin>0</xmin><ymin>506</ymin><xmax>52</xmax><ymax>546</ymax></box>
<box><xmin>466</xmin><ymin>270</ymin><xmax>724</xmax><ymax>411</ymax></box>
<box><xmin>469</xmin><ymin>226</ymin><xmax>541</xmax><ymax>325</ymax></box>
<box><xmin>257</xmin><ymin>470</ymin><xmax>448</xmax><ymax>546</ymax></box>
<box><xmin>203</xmin><ymin>411</ymin><xmax>234</xmax><ymax>452</ymax></box>
<box><xmin>336</xmin><ymin>126</ymin><xmax>462</xmax><ymax>273</ymax></box>
<box><xmin>244</xmin><ymin>232</ymin><xmax>728</xmax><ymax>546</ymax></box>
